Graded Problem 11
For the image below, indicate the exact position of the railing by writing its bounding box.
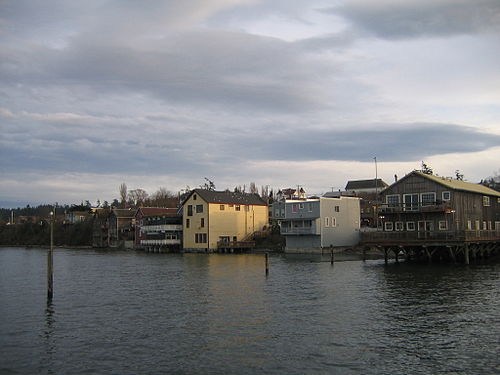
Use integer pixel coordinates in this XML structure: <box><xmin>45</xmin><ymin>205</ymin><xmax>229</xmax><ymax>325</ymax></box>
<box><xmin>379</xmin><ymin>202</ymin><xmax>451</xmax><ymax>214</ymax></box>
<box><xmin>361</xmin><ymin>230</ymin><xmax>500</xmax><ymax>244</ymax></box>
<box><xmin>280</xmin><ymin>227</ymin><xmax>317</xmax><ymax>235</ymax></box>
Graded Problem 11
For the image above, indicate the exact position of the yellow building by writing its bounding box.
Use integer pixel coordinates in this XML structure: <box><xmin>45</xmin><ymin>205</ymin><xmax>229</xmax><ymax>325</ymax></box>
<box><xmin>182</xmin><ymin>189</ymin><xmax>269</xmax><ymax>251</ymax></box>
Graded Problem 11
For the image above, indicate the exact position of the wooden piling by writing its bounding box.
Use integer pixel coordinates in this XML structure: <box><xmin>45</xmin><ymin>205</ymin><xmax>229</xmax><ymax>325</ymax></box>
<box><xmin>464</xmin><ymin>243</ymin><xmax>469</xmax><ymax>265</ymax></box>
<box><xmin>265</xmin><ymin>253</ymin><xmax>269</xmax><ymax>276</ymax></box>
<box><xmin>384</xmin><ymin>248</ymin><xmax>388</xmax><ymax>265</ymax></box>
<box><xmin>330</xmin><ymin>250</ymin><xmax>334</xmax><ymax>265</ymax></box>
<box><xmin>47</xmin><ymin>211</ymin><xmax>54</xmax><ymax>300</ymax></box>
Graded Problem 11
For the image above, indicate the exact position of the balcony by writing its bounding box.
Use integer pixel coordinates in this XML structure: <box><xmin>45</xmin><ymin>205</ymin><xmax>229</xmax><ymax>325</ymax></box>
<box><xmin>361</xmin><ymin>230</ymin><xmax>500</xmax><ymax>245</ymax></box>
<box><xmin>280</xmin><ymin>226</ymin><xmax>318</xmax><ymax>235</ymax></box>
<box><xmin>379</xmin><ymin>202</ymin><xmax>452</xmax><ymax>214</ymax></box>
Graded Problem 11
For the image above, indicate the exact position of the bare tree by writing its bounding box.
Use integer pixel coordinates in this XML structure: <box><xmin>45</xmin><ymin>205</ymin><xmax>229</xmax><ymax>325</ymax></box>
<box><xmin>455</xmin><ymin>170</ymin><xmax>464</xmax><ymax>180</ymax></box>
<box><xmin>149</xmin><ymin>187</ymin><xmax>178</xmax><ymax>207</ymax></box>
<box><xmin>128</xmin><ymin>188</ymin><xmax>149</xmax><ymax>207</ymax></box>
<box><xmin>249</xmin><ymin>182</ymin><xmax>258</xmax><ymax>194</ymax></box>
<box><xmin>119</xmin><ymin>183</ymin><xmax>127</xmax><ymax>207</ymax></box>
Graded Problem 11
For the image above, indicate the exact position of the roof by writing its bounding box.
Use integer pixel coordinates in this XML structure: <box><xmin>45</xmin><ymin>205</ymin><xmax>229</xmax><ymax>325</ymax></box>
<box><xmin>413</xmin><ymin>171</ymin><xmax>500</xmax><ymax>197</ymax></box>
<box><xmin>345</xmin><ymin>179</ymin><xmax>388</xmax><ymax>190</ymax></box>
<box><xmin>136</xmin><ymin>207</ymin><xmax>179</xmax><ymax>217</ymax></box>
<box><xmin>111</xmin><ymin>208</ymin><xmax>136</xmax><ymax>218</ymax></box>
<box><xmin>187</xmin><ymin>189</ymin><xmax>267</xmax><ymax>205</ymax></box>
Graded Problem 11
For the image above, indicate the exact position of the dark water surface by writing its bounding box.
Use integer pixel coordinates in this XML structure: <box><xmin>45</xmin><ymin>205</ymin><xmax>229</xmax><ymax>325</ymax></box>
<box><xmin>0</xmin><ymin>247</ymin><xmax>498</xmax><ymax>375</ymax></box>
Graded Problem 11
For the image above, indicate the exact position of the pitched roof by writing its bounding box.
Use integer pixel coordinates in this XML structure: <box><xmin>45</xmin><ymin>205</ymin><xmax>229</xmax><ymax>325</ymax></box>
<box><xmin>345</xmin><ymin>179</ymin><xmax>388</xmax><ymax>190</ymax></box>
<box><xmin>188</xmin><ymin>189</ymin><xmax>267</xmax><ymax>205</ymax></box>
<box><xmin>413</xmin><ymin>171</ymin><xmax>500</xmax><ymax>197</ymax></box>
<box><xmin>112</xmin><ymin>208</ymin><xmax>136</xmax><ymax>218</ymax></box>
<box><xmin>137</xmin><ymin>207</ymin><xmax>178</xmax><ymax>216</ymax></box>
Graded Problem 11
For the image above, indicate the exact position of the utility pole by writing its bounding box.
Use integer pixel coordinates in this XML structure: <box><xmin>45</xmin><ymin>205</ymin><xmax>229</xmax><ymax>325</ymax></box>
<box><xmin>374</xmin><ymin>157</ymin><xmax>379</xmax><ymax>229</ymax></box>
<box><xmin>47</xmin><ymin>208</ymin><xmax>54</xmax><ymax>300</ymax></box>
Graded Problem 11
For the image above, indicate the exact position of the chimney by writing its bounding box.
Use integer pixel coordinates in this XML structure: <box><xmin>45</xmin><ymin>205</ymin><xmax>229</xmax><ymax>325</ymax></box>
<box><xmin>394</xmin><ymin>174</ymin><xmax>398</xmax><ymax>182</ymax></box>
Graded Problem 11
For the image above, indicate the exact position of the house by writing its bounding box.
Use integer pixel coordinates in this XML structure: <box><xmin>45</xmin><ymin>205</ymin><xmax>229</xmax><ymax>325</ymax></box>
<box><xmin>92</xmin><ymin>208</ymin><xmax>111</xmax><ymax>248</ymax></box>
<box><xmin>345</xmin><ymin>178</ymin><xmax>389</xmax><ymax>228</ymax></box>
<box><xmin>108</xmin><ymin>208</ymin><xmax>135</xmax><ymax>248</ymax></box>
<box><xmin>345</xmin><ymin>179</ymin><xmax>388</xmax><ymax>195</ymax></box>
<box><xmin>182</xmin><ymin>189</ymin><xmax>268</xmax><ymax>252</ymax></box>
<box><xmin>362</xmin><ymin>170</ymin><xmax>500</xmax><ymax>263</ymax></box>
<box><xmin>275</xmin><ymin>193</ymin><xmax>361</xmax><ymax>253</ymax></box>
<box><xmin>135</xmin><ymin>207</ymin><xmax>182</xmax><ymax>252</ymax></box>
<box><xmin>64</xmin><ymin>210</ymin><xmax>91</xmax><ymax>224</ymax></box>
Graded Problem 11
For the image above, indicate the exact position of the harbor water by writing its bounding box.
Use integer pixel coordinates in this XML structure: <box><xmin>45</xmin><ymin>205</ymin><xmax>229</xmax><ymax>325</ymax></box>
<box><xmin>0</xmin><ymin>247</ymin><xmax>498</xmax><ymax>374</ymax></box>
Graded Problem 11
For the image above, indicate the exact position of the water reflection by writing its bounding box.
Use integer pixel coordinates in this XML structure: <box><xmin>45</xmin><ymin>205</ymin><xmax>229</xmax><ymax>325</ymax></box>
<box><xmin>43</xmin><ymin>299</ymin><xmax>56</xmax><ymax>375</ymax></box>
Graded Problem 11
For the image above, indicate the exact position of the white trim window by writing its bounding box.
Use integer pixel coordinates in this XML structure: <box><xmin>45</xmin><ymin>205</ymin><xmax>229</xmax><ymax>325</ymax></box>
<box><xmin>386</xmin><ymin>194</ymin><xmax>400</xmax><ymax>207</ymax></box>
<box><xmin>488</xmin><ymin>221</ymin><xmax>492</xmax><ymax>230</ymax></box>
<box><xmin>331</xmin><ymin>217</ymin><xmax>337</xmax><ymax>227</ymax></box>
<box><xmin>395</xmin><ymin>222</ymin><xmax>404</xmax><ymax>231</ymax></box>
<box><xmin>403</xmin><ymin>193</ymin><xmax>419</xmax><ymax>211</ymax></box>
<box><xmin>299</xmin><ymin>203</ymin><xmax>304</xmax><ymax>210</ymax></box>
<box><xmin>483</xmin><ymin>196</ymin><xmax>490</xmax><ymax>207</ymax></box>
<box><xmin>483</xmin><ymin>221</ymin><xmax>487</xmax><ymax>230</ymax></box>
<box><xmin>442</xmin><ymin>191</ymin><xmax>451</xmax><ymax>201</ymax></box>
<box><xmin>475</xmin><ymin>220</ymin><xmax>480</xmax><ymax>230</ymax></box>
<box><xmin>438</xmin><ymin>221</ymin><xmax>448</xmax><ymax>231</ymax></box>
<box><xmin>325</xmin><ymin>217</ymin><xmax>330</xmax><ymax>227</ymax></box>
<box><xmin>406</xmin><ymin>222</ymin><xmax>415</xmax><ymax>231</ymax></box>
<box><xmin>384</xmin><ymin>222</ymin><xmax>394</xmax><ymax>231</ymax></box>
<box><xmin>467</xmin><ymin>220</ymin><xmax>472</xmax><ymax>230</ymax></box>
<box><xmin>421</xmin><ymin>192</ymin><xmax>436</xmax><ymax>206</ymax></box>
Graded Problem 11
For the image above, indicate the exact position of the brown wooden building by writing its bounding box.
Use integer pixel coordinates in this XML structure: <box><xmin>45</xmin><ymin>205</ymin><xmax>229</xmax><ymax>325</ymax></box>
<box><xmin>362</xmin><ymin>171</ymin><xmax>500</xmax><ymax>263</ymax></box>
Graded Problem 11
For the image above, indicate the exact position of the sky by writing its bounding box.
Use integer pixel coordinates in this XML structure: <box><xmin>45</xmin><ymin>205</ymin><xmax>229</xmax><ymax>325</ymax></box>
<box><xmin>1</xmin><ymin>0</ymin><xmax>500</xmax><ymax>207</ymax></box>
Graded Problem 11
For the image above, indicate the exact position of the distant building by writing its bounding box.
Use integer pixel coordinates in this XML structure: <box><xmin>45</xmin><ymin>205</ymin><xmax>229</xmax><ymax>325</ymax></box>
<box><xmin>135</xmin><ymin>207</ymin><xmax>182</xmax><ymax>252</ymax></box>
<box><xmin>108</xmin><ymin>208</ymin><xmax>135</xmax><ymax>248</ymax></box>
<box><xmin>64</xmin><ymin>210</ymin><xmax>91</xmax><ymax>224</ymax></box>
<box><xmin>182</xmin><ymin>189</ymin><xmax>268</xmax><ymax>252</ymax></box>
<box><xmin>275</xmin><ymin>194</ymin><xmax>361</xmax><ymax>253</ymax></box>
<box><xmin>345</xmin><ymin>179</ymin><xmax>388</xmax><ymax>195</ymax></box>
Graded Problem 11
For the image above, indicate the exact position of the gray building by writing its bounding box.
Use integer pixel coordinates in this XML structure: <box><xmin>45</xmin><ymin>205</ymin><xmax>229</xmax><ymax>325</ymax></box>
<box><xmin>273</xmin><ymin>195</ymin><xmax>361</xmax><ymax>253</ymax></box>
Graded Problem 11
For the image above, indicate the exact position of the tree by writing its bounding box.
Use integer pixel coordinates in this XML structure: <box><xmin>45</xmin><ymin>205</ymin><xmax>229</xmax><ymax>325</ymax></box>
<box><xmin>455</xmin><ymin>170</ymin><xmax>464</xmax><ymax>181</ymax></box>
<box><xmin>421</xmin><ymin>161</ymin><xmax>433</xmax><ymax>175</ymax></box>
<box><xmin>201</xmin><ymin>177</ymin><xmax>216</xmax><ymax>191</ymax></box>
<box><xmin>119</xmin><ymin>183</ymin><xmax>127</xmax><ymax>207</ymax></box>
<box><xmin>128</xmin><ymin>189</ymin><xmax>149</xmax><ymax>207</ymax></box>
<box><xmin>249</xmin><ymin>182</ymin><xmax>258</xmax><ymax>194</ymax></box>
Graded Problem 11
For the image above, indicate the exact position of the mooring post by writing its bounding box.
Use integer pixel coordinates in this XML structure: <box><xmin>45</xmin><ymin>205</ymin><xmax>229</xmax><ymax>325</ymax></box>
<box><xmin>47</xmin><ymin>210</ymin><xmax>54</xmax><ymax>300</ymax></box>
<box><xmin>464</xmin><ymin>243</ymin><xmax>470</xmax><ymax>265</ymax></box>
<box><xmin>330</xmin><ymin>249</ymin><xmax>334</xmax><ymax>265</ymax></box>
<box><xmin>384</xmin><ymin>248</ymin><xmax>388</xmax><ymax>265</ymax></box>
<box><xmin>265</xmin><ymin>253</ymin><xmax>269</xmax><ymax>276</ymax></box>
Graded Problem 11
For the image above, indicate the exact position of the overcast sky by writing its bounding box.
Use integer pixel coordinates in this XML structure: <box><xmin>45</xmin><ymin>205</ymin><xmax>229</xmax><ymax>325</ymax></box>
<box><xmin>1</xmin><ymin>0</ymin><xmax>499</xmax><ymax>207</ymax></box>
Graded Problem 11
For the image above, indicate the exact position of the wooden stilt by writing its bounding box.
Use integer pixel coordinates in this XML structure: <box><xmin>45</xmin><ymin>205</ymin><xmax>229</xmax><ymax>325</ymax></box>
<box><xmin>330</xmin><ymin>249</ymin><xmax>334</xmax><ymax>266</ymax></box>
<box><xmin>265</xmin><ymin>253</ymin><xmax>269</xmax><ymax>276</ymax></box>
<box><xmin>384</xmin><ymin>248</ymin><xmax>388</xmax><ymax>265</ymax></box>
<box><xmin>464</xmin><ymin>243</ymin><xmax>469</xmax><ymax>265</ymax></box>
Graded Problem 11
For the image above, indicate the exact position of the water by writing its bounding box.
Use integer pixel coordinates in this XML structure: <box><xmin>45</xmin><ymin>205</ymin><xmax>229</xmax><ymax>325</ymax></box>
<box><xmin>0</xmin><ymin>247</ymin><xmax>498</xmax><ymax>375</ymax></box>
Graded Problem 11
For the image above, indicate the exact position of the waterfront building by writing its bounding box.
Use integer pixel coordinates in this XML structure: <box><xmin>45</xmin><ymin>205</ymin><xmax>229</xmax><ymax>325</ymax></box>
<box><xmin>108</xmin><ymin>208</ymin><xmax>135</xmax><ymax>248</ymax></box>
<box><xmin>182</xmin><ymin>189</ymin><xmax>268</xmax><ymax>252</ymax></box>
<box><xmin>275</xmin><ymin>193</ymin><xmax>361</xmax><ymax>253</ymax></box>
<box><xmin>362</xmin><ymin>170</ymin><xmax>500</xmax><ymax>263</ymax></box>
<box><xmin>134</xmin><ymin>207</ymin><xmax>182</xmax><ymax>252</ymax></box>
<box><xmin>345</xmin><ymin>178</ymin><xmax>388</xmax><ymax>195</ymax></box>
<box><xmin>345</xmin><ymin>178</ymin><xmax>389</xmax><ymax>228</ymax></box>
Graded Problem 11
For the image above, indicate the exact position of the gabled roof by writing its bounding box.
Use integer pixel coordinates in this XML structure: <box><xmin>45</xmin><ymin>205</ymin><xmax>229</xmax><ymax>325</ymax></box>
<box><xmin>387</xmin><ymin>171</ymin><xmax>500</xmax><ymax>197</ymax></box>
<box><xmin>186</xmin><ymin>189</ymin><xmax>267</xmax><ymax>205</ymax></box>
<box><xmin>111</xmin><ymin>208</ymin><xmax>136</xmax><ymax>218</ymax></box>
<box><xmin>345</xmin><ymin>179</ymin><xmax>388</xmax><ymax>190</ymax></box>
<box><xmin>136</xmin><ymin>207</ymin><xmax>179</xmax><ymax>216</ymax></box>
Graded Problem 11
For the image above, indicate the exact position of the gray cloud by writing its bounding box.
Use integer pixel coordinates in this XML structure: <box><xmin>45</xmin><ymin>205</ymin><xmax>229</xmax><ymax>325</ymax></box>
<box><xmin>328</xmin><ymin>0</ymin><xmax>500</xmax><ymax>39</ymax></box>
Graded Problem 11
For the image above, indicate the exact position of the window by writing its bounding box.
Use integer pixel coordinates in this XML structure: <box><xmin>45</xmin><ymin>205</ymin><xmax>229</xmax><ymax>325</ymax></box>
<box><xmin>235</xmin><ymin>205</ymin><xmax>241</xmax><ymax>211</ymax></box>
<box><xmin>467</xmin><ymin>220</ymin><xmax>472</xmax><ymax>230</ymax></box>
<box><xmin>196</xmin><ymin>205</ymin><xmax>203</xmax><ymax>213</ymax></box>
<box><xmin>292</xmin><ymin>204</ymin><xmax>299</xmax><ymax>213</ymax></box>
<box><xmin>475</xmin><ymin>220</ymin><xmax>480</xmax><ymax>230</ymax></box>
<box><xmin>439</xmin><ymin>221</ymin><xmax>448</xmax><ymax>230</ymax></box>
<box><xmin>186</xmin><ymin>219</ymin><xmax>190</xmax><ymax>228</ymax></box>
<box><xmin>274</xmin><ymin>209</ymin><xmax>280</xmax><ymax>217</ymax></box>
<box><xmin>483</xmin><ymin>221</ymin><xmax>487</xmax><ymax>230</ymax></box>
<box><xmin>404</xmin><ymin>194</ymin><xmax>419</xmax><ymax>211</ymax></box>
<box><xmin>299</xmin><ymin>203</ymin><xmax>304</xmax><ymax>210</ymax></box>
<box><xmin>308</xmin><ymin>203</ymin><xmax>313</xmax><ymax>212</ymax></box>
<box><xmin>384</xmin><ymin>222</ymin><xmax>393</xmax><ymax>231</ymax></box>
<box><xmin>201</xmin><ymin>218</ymin><xmax>205</xmax><ymax>228</ymax></box>
<box><xmin>386</xmin><ymin>195</ymin><xmax>400</xmax><ymax>207</ymax></box>
<box><xmin>395</xmin><ymin>222</ymin><xmax>404</xmax><ymax>231</ymax></box>
<box><xmin>442</xmin><ymin>191</ymin><xmax>451</xmax><ymax>201</ymax></box>
<box><xmin>280</xmin><ymin>209</ymin><xmax>285</xmax><ymax>217</ymax></box>
<box><xmin>406</xmin><ymin>222</ymin><xmax>415</xmax><ymax>231</ymax></box>
<box><xmin>418</xmin><ymin>221</ymin><xmax>433</xmax><ymax>231</ymax></box>
<box><xmin>229</xmin><ymin>204</ymin><xmax>234</xmax><ymax>208</ymax></box>
<box><xmin>331</xmin><ymin>217</ymin><xmax>337</xmax><ymax>227</ymax></box>
<box><xmin>193</xmin><ymin>194</ymin><xmax>197</xmax><ymax>200</ymax></box>
<box><xmin>495</xmin><ymin>222</ymin><xmax>500</xmax><ymax>231</ymax></box>
<box><xmin>421</xmin><ymin>192</ymin><xmax>436</xmax><ymax>206</ymax></box>
<box><xmin>187</xmin><ymin>205</ymin><xmax>193</xmax><ymax>216</ymax></box>
<box><xmin>195</xmin><ymin>233</ymin><xmax>207</xmax><ymax>243</ymax></box>
<box><xmin>483</xmin><ymin>196</ymin><xmax>490</xmax><ymax>206</ymax></box>
<box><xmin>335</xmin><ymin>206</ymin><xmax>340</xmax><ymax>212</ymax></box>
<box><xmin>488</xmin><ymin>221</ymin><xmax>492</xmax><ymax>230</ymax></box>
<box><xmin>220</xmin><ymin>205</ymin><xmax>225</xmax><ymax>211</ymax></box>
<box><xmin>325</xmin><ymin>217</ymin><xmax>330</xmax><ymax>227</ymax></box>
